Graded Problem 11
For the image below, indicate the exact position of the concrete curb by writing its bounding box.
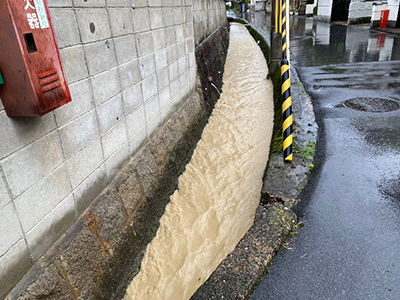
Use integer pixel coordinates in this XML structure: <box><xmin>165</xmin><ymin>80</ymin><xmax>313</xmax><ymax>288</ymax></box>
<box><xmin>191</xmin><ymin>20</ymin><xmax>318</xmax><ymax>299</ymax></box>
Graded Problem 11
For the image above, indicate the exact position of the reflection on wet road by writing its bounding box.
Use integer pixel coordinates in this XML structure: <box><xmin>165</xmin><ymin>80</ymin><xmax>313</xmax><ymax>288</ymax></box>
<box><xmin>239</xmin><ymin>12</ymin><xmax>400</xmax><ymax>66</ymax></box>
<box><xmin>249</xmin><ymin>13</ymin><xmax>400</xmax><ymax>300</ymax></box>
<box><xmin>290</xmin><ymin>18</ymin><xmax>400</xmax><ymax>66</ymax></box>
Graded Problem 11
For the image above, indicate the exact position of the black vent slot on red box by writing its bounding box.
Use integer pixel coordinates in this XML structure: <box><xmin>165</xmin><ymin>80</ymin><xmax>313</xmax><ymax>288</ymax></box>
<box><xmin>23</xmin><ymin>33</ymin><xmax>37</xmax><ymax>53</ymax></box>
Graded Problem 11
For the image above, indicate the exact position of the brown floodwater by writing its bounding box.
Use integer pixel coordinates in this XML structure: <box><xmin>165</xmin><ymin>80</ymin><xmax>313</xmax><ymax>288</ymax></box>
<box><xmin>125</xmin><ymin>23</ymin><xmax>274</xmax><ymax>300</ymax></box>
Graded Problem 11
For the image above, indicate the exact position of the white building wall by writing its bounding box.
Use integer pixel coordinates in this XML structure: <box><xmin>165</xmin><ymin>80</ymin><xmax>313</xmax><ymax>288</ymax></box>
<box><xmin>371</xmin><ymin>3</ymin><xmax>389</xmax><ymax>27</ymax></box>
<box><xmin>348</xmin><ymin>1</ymin><xmax>374</xmax><ymax>24</ymax></box>
<box><xmin>370</xmin><ymin>0</ymin><xmax>399</xmax><ymax>27</ymax></box>
<box><xmin>388</xmin><ymin>0</ymin><xmax>400</xmax><ymax>26</ymax></box>
<box><xmin>315</xmin><ymin>0</ymin><xmax>333</xmax><ymax>22</ymax></box>
<box><xmin>306</xmin><ymin>2</ymin><xmax>317</xmax><ymax>16</ymax></box>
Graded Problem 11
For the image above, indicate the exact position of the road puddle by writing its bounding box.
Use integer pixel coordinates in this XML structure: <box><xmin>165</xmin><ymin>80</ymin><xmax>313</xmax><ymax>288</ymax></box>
<box><xmin>125</xmin><ymin>23</ymin><xmax>274</xmax><ymax>299</ymax></box>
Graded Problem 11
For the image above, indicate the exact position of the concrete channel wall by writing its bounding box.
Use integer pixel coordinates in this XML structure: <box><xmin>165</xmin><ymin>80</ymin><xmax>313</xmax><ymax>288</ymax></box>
<box><xmin>0</xmin><ymin>0</ymin><xmax>228</xmax><ymax>298</ymax></box>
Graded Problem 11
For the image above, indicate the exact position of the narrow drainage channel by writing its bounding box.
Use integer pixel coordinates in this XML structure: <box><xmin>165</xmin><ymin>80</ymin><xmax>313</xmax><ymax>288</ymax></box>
<box><xmin>125</xmin><ymin>23</ymin><xmax>274</xmax><ymax>299</ymax></box>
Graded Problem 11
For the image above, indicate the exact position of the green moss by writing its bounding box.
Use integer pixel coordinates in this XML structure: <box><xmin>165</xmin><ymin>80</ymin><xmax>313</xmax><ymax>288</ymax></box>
<box><xmin>271</xmin><ymin>136</ymin><xmax>283</xmax><ymax>154</ymax></box>
<box><xmin>227</xmin><ymin>17</ymin><xmax>248</xmax><ymax>25</ymax></box>
<box><xmin>269</xmin><ymin>67</ymin><xmax>283</xmax><ymax>157</ymax></box>
<box><xmin>228</xmin><ymin>19</ymin><xmax>282</xmax><ymax>171</ymax></box>
<box><xmin>294</xmin><ymin>140</ymin><xmax>316</xmax><ymax>160</ymax></box>
<box><xmin>245</xmin><ymin>26</ymin><xmax>271</xmax><ymax>65</ymax></box>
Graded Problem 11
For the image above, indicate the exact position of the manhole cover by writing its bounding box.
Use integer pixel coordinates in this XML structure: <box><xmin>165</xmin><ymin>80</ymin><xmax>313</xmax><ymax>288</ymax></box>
<box><xmin>340</xmin><ymin>97</ymin><xmax>400</xmax><ymax>112</ymax></box>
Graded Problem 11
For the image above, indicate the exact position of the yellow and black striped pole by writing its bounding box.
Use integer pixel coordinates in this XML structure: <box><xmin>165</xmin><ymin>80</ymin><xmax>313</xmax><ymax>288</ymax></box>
<box><xmin>281</xmin><ymin>0</ymin><xmax>293</xmax><ymax>161</ymax></box>
<box><xmin>275</xmin><ymin>0</ymin><xmax>280</xmax><ymax>33</ymax></box>
<box><xmin>281</xmin><ymin>59</ymin><xmax>293</xmax><ymax>161</ymax></box>
<box><xmin>281</xmin><ymin>0</ymin><xmax>287</xmax><ymax>58</ymax></box>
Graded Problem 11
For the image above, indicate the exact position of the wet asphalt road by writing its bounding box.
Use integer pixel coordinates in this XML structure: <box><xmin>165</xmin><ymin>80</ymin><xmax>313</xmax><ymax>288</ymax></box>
<box><xmin>246</xmin><ymin>15</ymin><xmax>400</xmax><ymax>300</ymax></box>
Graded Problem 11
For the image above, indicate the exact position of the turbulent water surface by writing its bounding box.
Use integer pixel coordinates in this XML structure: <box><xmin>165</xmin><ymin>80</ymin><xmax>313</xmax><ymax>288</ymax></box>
<box><xmin>125</xmin><ymin>23</ymin><xmax>274</xmax><ymax>299</ymax></box>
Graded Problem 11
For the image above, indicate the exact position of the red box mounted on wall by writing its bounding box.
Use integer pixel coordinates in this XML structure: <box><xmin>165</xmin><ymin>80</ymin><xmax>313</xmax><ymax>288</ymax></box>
<box><xmin>0</xmin><ymin>0</ymin><xmax>71</xmax><ymax>117</ymax></box>
<box><xmin>379</xmin><ymin>9</ymin><xmax>389</xmax><ymax>28</ymax></box>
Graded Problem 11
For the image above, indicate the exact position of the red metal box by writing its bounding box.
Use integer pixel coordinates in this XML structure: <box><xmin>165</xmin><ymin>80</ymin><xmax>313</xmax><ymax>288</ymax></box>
<box><xmin>380</xmin><ymin>9</ymin><xmax>389</xmax><ymax>28</ymax></box>
<box><xmin>0</xmin><ymin>0</ymin><xmax>71</xmax><ymax>117</ymax></box>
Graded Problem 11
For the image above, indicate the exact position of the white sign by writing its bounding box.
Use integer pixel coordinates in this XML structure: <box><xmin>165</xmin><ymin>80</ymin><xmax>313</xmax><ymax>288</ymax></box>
<box><xmin>24</xmin><ymin>0</ymin><xmax>35</xmax><ymax>10</ymax></box>
<box><xmin>33</xmin><ymin>0</ymin><xmax>49</xmax><ymax>29</ymax></box>
<box><xmin>27</xmin><ymin>13</ymin><xmax>40</xmax><ymax>29</ymax></box>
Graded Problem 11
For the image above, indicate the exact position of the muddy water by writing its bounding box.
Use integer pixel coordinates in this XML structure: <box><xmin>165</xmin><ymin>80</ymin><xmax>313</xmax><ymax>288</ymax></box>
<box><xmin>125</xmin><ymin>23</ymin><xmax>274</xmax><ymax>300</ymax></box>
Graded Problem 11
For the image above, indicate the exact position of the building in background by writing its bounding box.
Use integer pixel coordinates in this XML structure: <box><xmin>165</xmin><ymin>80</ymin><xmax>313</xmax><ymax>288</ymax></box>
<box><xmin>307</xmin><ymin>0</ymin><xmax>400</xmax><ymax>29</ymax></box>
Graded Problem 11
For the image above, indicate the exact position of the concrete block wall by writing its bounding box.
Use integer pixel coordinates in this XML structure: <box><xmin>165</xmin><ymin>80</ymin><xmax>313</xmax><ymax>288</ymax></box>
<box><xmin>0</xmin><ymin>0</ymin><xmax>227</xmax><ymax>298</ymax></box>
<box><xmin>6</xmin><ymin>91</ymin><xmax>213</xmax><ymax>299</ymax></box>
<box><xmin>192</xmin><ymin>0</ymin><xmax>227</xmax><ymax>45</ymax></box>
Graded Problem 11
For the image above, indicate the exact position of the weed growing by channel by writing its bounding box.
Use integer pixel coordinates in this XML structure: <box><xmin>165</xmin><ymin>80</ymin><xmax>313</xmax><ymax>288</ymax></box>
<box><xmin>271</xmin><ymin>136</ymin><xmax>283</xmax><ymax>153</ymax></box>
<box><xmin>283</xmin><ymin>221</ymin><xmax>305</xmax><ymax>250</ymax></box>
<box><xmin>294</xmin><ymin>140</ymin><xmax>316</xmax><ymax>160</ymax></box>
<box><xmin>294</xmin><ymin>185</ymin><xmax>303</xmax><ymax>191</ymax></box>
<box><xmin>291</xmin><ymin>221</ymin><xmax>304</xmax><ymax>238</ymax></box>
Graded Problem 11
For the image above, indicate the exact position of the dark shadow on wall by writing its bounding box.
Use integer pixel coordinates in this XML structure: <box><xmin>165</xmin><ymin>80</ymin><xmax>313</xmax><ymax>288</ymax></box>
<box><xmin>195</xmin><ymin>23</ymin><xmax>230</xmax><ymax>113</ymax></box>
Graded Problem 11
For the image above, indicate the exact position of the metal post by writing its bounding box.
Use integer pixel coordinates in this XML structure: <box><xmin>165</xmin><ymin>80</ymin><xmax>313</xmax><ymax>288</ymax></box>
<box><xmin>281</xmin><ymin>0</ymin><xmax>287</xmax><ymax>58</ymax></box>
<box><xmin>270</xmin><ymin>0</ymin><xmax>282</xmax><ymax>74</ymax></box>
<box><xmin>271</xmin><ymin>0</ymin><xmax>275</xmax><ymax>41</ymax></box>
<box><xmin>270</xmin><ymin>33</ymin><xmax>282</xmax><ymax>74</ymax></box>
<box><xmin>276</xmin><ymin>0</ymin><xmax>281</xmax><ymax>33</ymax></box>
<box><xmin>281</xmin><ymin>0</ymin><xmax>293</xmax><ymax>162</ymax></box>
<box><xmin>271</xmin><ymin>0</ymin><xmax>277</xmax><ymax>36</ymax></box>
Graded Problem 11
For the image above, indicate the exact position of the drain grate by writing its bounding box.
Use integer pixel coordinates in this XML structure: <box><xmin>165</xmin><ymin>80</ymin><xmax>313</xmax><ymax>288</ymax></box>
<box><xmin>340</xmin><ymin>97</ymin><xmax>400</xmax><ymax>112</ymax></box>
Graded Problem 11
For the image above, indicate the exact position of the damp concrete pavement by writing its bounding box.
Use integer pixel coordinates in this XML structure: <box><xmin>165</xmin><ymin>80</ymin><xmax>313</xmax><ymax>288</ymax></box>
<box><xmin>251</xmin><ymin>16</ymin><xmax>400</xmax><ymax>299</ymax></box>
